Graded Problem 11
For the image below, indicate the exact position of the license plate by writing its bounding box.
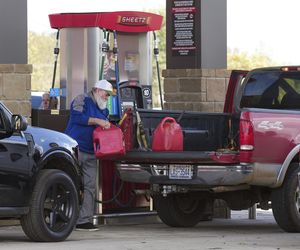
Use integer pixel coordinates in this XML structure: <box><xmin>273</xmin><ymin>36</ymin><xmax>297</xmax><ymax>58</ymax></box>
<box><xmin>169</xmin><ymin>165</ymin><xmax>193</xmax><ymax>179</ymax></box>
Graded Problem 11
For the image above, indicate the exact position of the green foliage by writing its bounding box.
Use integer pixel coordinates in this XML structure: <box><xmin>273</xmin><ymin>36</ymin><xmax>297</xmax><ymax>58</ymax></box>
<box><xmin>145</xmin><ymin>8</ymin><xmax>166</xmax><ymax>108</ymax></box>
<box><xmin>28</xmin><ymin>31</ymin><xmax>58</xmax><ymax>91</ymax></box>
<box><xmin>227</xmin><ymin>48</ymin><xmax>275</xmax><ymax>70</ymax></box>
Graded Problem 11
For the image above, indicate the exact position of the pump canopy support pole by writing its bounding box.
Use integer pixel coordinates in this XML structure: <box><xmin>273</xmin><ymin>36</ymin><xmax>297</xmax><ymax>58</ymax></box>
<box><xmin>153</xmin><ymin>31</ymin><xmax>164</xmax><ymax>110</ymax></box>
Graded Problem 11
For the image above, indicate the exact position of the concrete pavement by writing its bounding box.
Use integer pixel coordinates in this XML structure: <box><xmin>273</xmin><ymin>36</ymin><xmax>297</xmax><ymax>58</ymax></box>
<box><xmin>0</xmin><ymin>210</ymin><xmax>299</xmax><ymax>250</ymax></box>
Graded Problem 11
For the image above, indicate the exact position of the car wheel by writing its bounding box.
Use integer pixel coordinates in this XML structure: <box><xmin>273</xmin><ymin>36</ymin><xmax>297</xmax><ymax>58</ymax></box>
<box><xmin>271</xmin><ymin>163</ymin><xmax>300</xmax><ymax>232</ymax></box>
<box><xmin>21</xmin><ymin>169</ymin><xmax>79</xmax><ymax>241</ymax></box>
<box><xmin>154</xmin><ymin>193</ymin><xmax>213</xmax><ymax>227</ymax></box>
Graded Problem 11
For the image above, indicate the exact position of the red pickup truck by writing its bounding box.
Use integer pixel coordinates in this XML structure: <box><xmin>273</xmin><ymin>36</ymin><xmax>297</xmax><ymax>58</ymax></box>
<box><xmin>116</xmin><ymin>66</ymin><xmax>300</xmax><ymax>232</ymax></box>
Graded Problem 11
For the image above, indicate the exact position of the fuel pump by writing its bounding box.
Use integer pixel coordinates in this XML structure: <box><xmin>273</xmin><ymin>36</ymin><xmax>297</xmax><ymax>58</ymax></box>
<box><xmin>46</xmin><ymin>11</ymin><xmax>163</xmax><ymax>218</ymax></box>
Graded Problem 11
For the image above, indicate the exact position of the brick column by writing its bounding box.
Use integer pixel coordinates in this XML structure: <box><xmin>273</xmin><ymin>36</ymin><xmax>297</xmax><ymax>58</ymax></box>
<box><xmin>162</xmin><ymin>68</ymin><xmax>231</xmax><ymax>112</ymax></box>
<box><xmin>0</xmin><ymin>64</ymin><xmax>32</xmax><ymax>119</ymax></box>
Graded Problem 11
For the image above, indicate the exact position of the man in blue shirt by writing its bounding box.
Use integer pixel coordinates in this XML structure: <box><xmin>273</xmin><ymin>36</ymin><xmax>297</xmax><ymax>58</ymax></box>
<box><xmin>65</xmin><ymin>79</ymin><xmax>114</xmax><ymax>231</ymax></box>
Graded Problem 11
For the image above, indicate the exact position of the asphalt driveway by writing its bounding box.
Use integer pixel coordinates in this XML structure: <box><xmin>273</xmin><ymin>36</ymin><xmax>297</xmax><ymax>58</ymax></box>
<box><xmin>0</xmin><ymin>210</ymin><xmax>298</xmax><ymax>250</ymax></box>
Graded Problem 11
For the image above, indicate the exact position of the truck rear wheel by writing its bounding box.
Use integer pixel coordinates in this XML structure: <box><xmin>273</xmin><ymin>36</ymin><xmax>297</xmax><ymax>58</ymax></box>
<box><xmin>154</xmin><ymin>193</ymin><xmax>212</xmax><ymax>227</ymax></box>
<box><xmin>271</xmin><ymin>163</ymin><xmax>300</xmax><ymax>232</ymax></box>
<box><xmin>21</xmin><ymin>169</ymin><xmax>79</xmax><ymax>241</ymax></box>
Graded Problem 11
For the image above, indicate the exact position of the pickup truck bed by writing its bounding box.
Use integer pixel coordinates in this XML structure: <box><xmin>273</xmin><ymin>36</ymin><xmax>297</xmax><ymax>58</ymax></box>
<box><xmin>129</xmin><ymin>109</ymin><xmax>239</xmax><ymax>152</ymax></box>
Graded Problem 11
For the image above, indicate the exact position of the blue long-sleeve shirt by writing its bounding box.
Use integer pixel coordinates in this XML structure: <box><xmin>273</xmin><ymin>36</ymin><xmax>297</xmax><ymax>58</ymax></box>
<box><xmin>65</xmin><ymin>91</ymin><xmax>109</xmax><ymax>154</ymax></box>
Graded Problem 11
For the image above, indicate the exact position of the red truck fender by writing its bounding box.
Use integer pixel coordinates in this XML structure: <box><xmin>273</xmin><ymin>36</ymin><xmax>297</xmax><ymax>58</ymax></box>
<box><xmin>274</xmin><ymin>144</ymin><xmax>300</xmax><ymax>187</ymax></box>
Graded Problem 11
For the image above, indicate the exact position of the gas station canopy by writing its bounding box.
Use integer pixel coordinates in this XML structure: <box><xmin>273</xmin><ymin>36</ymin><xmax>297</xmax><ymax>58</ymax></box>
<box><xmin>49</xmin><ymin>11</ymin><xmax>163</xmax><ymax>32</ymax></box>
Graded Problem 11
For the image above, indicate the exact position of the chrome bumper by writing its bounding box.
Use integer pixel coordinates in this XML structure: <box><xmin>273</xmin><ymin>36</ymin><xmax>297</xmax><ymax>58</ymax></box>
<box><xmin>117</xmin><ymin>163</ymin><xmax>253</xmax><ymax>186</ymax></box>
<box><xmin>117</xmin><ymin>162</ymin><xmax>282</xmax><ymax>187</ymax></box>
<box><xmin>150</xmin><ymin>164</ymin><xmax>254</xmax><ymax>186</ymax></box>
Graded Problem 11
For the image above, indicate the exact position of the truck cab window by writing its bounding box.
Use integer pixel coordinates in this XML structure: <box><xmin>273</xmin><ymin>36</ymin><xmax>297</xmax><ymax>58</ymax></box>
<box><xmin>241</xmin><ymin>71</ymin><xmax>300</xmax><ymax>110</ymax></box>
<box><xmin>241</xmin><ymin>72</ymin><xmax>281</xmax><ymax>109</ymax></box>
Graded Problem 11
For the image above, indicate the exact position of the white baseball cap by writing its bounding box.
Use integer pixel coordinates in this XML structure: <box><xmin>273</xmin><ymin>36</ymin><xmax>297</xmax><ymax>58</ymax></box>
<box><xmin>94</xmin><ymin>79</ymin><xmax>115</xmax><ymax>95</ymax></box>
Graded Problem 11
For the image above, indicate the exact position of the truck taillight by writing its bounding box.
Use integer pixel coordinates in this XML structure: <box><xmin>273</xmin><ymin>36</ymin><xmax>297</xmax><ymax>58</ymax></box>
<box><xmin>240</xmin><ymin>120</ymin><xmax>254</xmax><ymax>151</ymax></box>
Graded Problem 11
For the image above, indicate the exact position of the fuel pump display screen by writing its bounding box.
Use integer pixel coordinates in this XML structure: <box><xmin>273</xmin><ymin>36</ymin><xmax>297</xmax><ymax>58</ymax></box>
<box><xmin>121</xmin><ymin>101</ymin><xmax>135</xmax><ymax>111</ymax></box>
<box><xmin>121</xmin><ymin>88</ymin><xmax>133</xmax><ymax>99</ymax></box>
<box><xmin>120</xmin><ymin>88</ymin><xmax>136</xmax><ymax>110</ymax></box>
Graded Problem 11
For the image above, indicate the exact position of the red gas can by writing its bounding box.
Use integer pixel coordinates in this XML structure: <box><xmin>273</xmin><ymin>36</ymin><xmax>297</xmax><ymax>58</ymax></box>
<box><xmin>152</xmin><ymin>117</ymin><xmax>183</xmax><ymax>151</ymax></box>
<box><xmin>93</xmin><ymin>125</ymin><xmax>125</xmax><ymax>159</ymax></box>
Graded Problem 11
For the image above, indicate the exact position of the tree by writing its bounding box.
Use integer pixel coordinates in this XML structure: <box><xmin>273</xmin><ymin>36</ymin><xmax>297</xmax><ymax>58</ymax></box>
<box><xmin>146</xmin><ymin>8</ymin><xmax>166</xmax><ymax>108</ymax></box>
<box><xmin>227</xmin><ymin>48</ymin><xmax>275</xmax><ymax>70</ymax></box>
<box><xmin>28</xmin><ymin>31</ymin><xmax>58</xmax><ymax>91</ymax></box>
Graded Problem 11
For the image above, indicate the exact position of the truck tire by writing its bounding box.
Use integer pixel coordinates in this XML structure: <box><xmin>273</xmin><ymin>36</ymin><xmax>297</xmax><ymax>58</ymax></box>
<box><xmin>21</xmin><ymin>169</ymin><xmax>79</xmax><ymax>241</ymax></box>
<box><xmin>154</xmin><ymin>193</ymin><xmax>212</xmax><ymax>227</ymax></box>
<box><xmin>271</xmin><ymin>163</ymin><xmax>300</xmax><ymax>232</ymax></box>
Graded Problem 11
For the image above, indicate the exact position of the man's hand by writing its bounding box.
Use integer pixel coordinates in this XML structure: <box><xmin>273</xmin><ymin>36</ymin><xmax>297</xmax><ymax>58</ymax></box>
<box><xmin>88</xmin><ymin>117</ymin><xmax>111</xmax><ymax>129</ymax></box>
<box><xmin>101</xmin><ymin>120</ymin><xmax>111</xmax><ymax>129</ymax></box>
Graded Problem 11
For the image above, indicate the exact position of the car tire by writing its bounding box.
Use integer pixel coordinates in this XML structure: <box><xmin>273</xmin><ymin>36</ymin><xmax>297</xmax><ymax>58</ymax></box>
<box><xmin>271</xmin><ymin>163</ymin><xmax>300</xmax><ymax>232</ymax></box>
<box><xmin>21</xmin><ymin>169</ymin><xmax>79</xmax><ymax>242</ymax></box>
<box><xmin>153</xmin><ymin>193</ymin><xmax>213</xmax><ymax>227</ymax></box>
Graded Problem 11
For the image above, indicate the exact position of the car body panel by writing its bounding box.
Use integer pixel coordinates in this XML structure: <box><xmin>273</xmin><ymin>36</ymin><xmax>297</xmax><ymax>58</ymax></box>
<box><xmin>0</xmin><ymin>102</ymin><xmax>81</xmax><ymax>212</ymax></box>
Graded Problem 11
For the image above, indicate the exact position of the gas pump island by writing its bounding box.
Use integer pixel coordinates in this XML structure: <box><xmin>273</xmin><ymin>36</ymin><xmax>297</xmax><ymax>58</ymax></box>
<box><xmin>34</xmin><ymin>11</ymin><xmax>163</xmax><ymax>219</ymax></box>
<box><xmin>49</xmin><ymin>11</ymin><xmax>162</xmax><ymax>116</ymax></box>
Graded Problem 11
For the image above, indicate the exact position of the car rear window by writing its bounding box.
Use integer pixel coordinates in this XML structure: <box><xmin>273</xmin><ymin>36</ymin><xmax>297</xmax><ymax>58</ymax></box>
<box><xmin>240</xmin><ymin>71</ymin><xmax>300</xmax><ymax>109</ymax></box>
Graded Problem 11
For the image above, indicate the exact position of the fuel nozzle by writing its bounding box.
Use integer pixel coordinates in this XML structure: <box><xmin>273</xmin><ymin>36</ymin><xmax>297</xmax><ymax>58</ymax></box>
<box><xmin>53</xmin><ymin>29</ymin><xmax>60</xmax><ymax>55</ymax></box>
<box><xmin>101</xmin><ymin>41</ymin><xmax>109</xmax><ymax>53</ymax></box>
<box><xmin>113</xmin><ymin>30</ymin><xmax>119</xmax><ymax>57</ymax></box>
<box><xmin>101</xmin><ymin>29</ymin><xmax>110</xmax><ymax>53</ymax></box>
<box><xmin>153</xmin><ymin>31</ymin><xmax>159</xmax><ymax>58</ymax></box>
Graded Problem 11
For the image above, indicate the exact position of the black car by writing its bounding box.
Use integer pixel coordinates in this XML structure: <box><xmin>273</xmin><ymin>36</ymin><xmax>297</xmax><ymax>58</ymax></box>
<box><xmin>0</xmin><ymin>102</ymin><xmax>82</xmax><ymax>242</ymax></box>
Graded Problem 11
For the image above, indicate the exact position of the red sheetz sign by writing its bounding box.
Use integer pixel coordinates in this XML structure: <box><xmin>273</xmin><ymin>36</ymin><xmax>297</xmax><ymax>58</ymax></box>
<box><xmin>49</xmin><ymin>12</ymin><xmax>163</xmax><ymax>33</ymax></box>
<box><xmin>117</xmin><ymin>16</ymin><xmax>150</xmax><ymax>26</ymax></box>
